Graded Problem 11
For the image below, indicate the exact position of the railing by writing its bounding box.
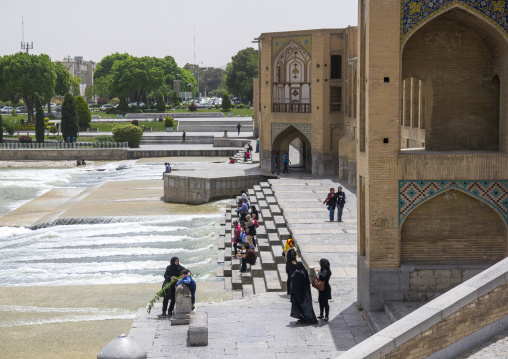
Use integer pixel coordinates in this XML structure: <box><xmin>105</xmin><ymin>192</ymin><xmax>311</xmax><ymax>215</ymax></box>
<box><xmin>0</xmin><ymin>142</ymin><xmax>129</xmax><ymax>149</ymax></box>
<box><xmin>272</xmin><ymin>103</ymin><xmax>311</xmax><ymax>113</ymax></box>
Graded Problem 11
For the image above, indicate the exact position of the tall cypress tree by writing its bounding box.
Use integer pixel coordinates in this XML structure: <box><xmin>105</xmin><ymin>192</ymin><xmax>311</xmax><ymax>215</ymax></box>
<box><xmin>35</xmin><ymin>95</ymin><xmax>45</xmax><ymax>143</ymax></box>
<box><xmin>0</xmin><ymin>112</ymin><xmax>3</xmax><ymax>143</ymax></box>
<box><xmin>61</xmin><ymin>93</ymin><xmax>79</xmax><ymax>141</ymax></box>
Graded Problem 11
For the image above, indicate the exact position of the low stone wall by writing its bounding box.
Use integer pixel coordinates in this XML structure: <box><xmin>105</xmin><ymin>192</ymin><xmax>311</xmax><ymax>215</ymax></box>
<box><xmin>164</xmin><ymin>174</ymin><xmax>267</xmax><ymax>204</ymax></box>
<box><xmin>340</xmin><ymin>257</ymin><xmax>508</xmax><ymax>359</ymax></box>
<box><xmin>128</xmin><ymin>149</ymin><xmax>238</xmax><ymax>159</ymax></box>
<box><xmin>0</xmin><ymin>149</ymin><xmax>127</xmax><ymax>161</ymax></box>
<box><xmin>213</xmin><ymin>137</ymin><xmax>250</xmax><ymax>148</ymax></box>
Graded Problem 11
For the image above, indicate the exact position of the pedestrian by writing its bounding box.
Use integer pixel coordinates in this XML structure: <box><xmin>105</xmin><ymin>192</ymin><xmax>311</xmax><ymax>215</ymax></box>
<box><xmin>236</xmin><ymin>242</ymin><xmax>256</xmax><ymax>272</ymax></box>
<box><xmin>290</xmin><ymin>262</ymin><xmax>318</xmax><ymax>324</ymax></box>
<box><xmin>160</xmin><ymin>257</ymin><xmax>185</xmax><ymax>317</ymax></box>
<box><xmin>323</xmin><ymin>188</ymin><xmax>337</xmax><ymax>221</ymax></box>
<box><xmin>317</xmin><ymin>258</ymin><xmax>332</xmax><ymax>321</ymax></box>
<box><xmin>283</xmin><ymin>239</ymin><xmax>297</xmax><ymax>296</ymax></box>
<box><xmin>255</xmin><ymin>137</ymin><xmax>259</xmax><ymax>153</ymax></box>
<box><xmin>335</xmin><ymin>186</ymin><xmax>346</xmax><ymax>222</ymax></box>
<box><xmin>232</xmin><ymin>219</ymin><xmax>242</xmax><ymax>255</ymax></box>
<box><xmin>248</xmin><ymin>143</ymin><xmax>253</xmax><ymax>155</ymax></box>
<box><xmin>283</xmin><ymin>153</ymin><xmax>289</xmax><ymax>174</ymax></box>
<box><xmin>238</xmin><ymin>198</ymin><xmax>249</xmax><ymax>224</ymax></box>
<box><xmin>245</xmin><ymin>214</ymin><xmax>256</xmax><ymax>247</ymax></box>
<box><xmin>182</xmin><ymin>131</ymin><xmax>186</xmax><ymax>142</ymax></box>
<box><xmin>272</xmin><ymin>153</ymin><xmax>280</xmax><ymax>175</ymax></box>
<box><xmin>176</xmin><ymin>269</ymin><xmax>196</xmax><ymax>311</ymax></box>
<box><xmin>250</xmin><ymin>205</ymin><xmax>258</xmax><ymax>220</ymax></box>
<box><xmin>237</xmin><ymin>123</ymin><xmax>242</xmax><ymax>135</ymax></box>
<box><xmin>81</xmin><ymin>159</ymin><xmax>86</xmax><ymax>166</ymax></box>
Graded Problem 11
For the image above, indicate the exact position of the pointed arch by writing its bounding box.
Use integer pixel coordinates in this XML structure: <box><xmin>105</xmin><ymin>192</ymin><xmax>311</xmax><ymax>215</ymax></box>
<box><xmin>272</xmin><ymin>124</ymin><xmax>313</xmax><ymax>172</ymax></box>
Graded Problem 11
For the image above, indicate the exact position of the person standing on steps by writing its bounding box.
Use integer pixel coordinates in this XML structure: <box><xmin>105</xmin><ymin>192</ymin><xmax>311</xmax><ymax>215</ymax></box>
<box><xmin>323</xmin><ymin>188</ymin><xmax>337</xmax><ymax>221</ymax></box>
<box><xmin>335</xmin><ymin>186</ymin><xmax>346</xmax><ymax>222</ymax></box>
<box><xmin>290</xmin><ymin>262</ymin><xmax>318</xmax><ymax>324</ymax></box>
<box><xmin>237</xmin><ymin>123</ymin><xmax>242</xmax><ymax>135</ymax></box>
<box><xmin>283</xmin><ymin>239</ymin><xmax>297</xmax><ymax>296</ymax></box>
<box><xmin>317</xmin><ymin>258</ymin><xmax>332</xmax><ymax>321</ymax></box>
<box><xmin>272</xmin><ymin>153</ymin><xmax>280</xmax><ymax>175</ymax></box>
<box><xmin>255</xmin><ymin>137</ymin><xmax>259</xmax><ymax>153</ymax></box>
<box><xmin>282</xmin><ymin>152</ymin><xmax>289</xmax><ymax>174</ymax></box>
<box><xmin>160</xmin><ymin>256</ymin><xmax>185</xmax><ymax>317</ymax></box>
<box><xmin>232</xmin><ymin>220</ymin><xmax>242</xmax><ymax>255</ymax></box>
<box><xmin>182</xmin><ymin>131</ymin><xmax>186</xmax><ymax>142</ymax></box>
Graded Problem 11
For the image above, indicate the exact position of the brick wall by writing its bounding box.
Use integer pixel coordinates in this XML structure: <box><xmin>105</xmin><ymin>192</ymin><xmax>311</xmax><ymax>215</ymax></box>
<box><xmin>381</xmin><ymin>282</ymin><xmax>508</xmax><ymax>359</ymax></box>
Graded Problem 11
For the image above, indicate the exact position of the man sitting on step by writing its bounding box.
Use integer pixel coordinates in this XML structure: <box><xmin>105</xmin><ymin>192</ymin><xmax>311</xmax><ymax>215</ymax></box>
<box><xmin>236</xmin><ymin>243</ymin><xmax>256</xmax><ymax>273</ymax></box>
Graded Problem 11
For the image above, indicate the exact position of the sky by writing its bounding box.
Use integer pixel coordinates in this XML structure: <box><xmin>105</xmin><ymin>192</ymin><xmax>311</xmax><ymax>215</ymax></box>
<box><xmin>0</xmin><ymin>0</ymin><xmax>358</xmax><ymax>68</ymax></box>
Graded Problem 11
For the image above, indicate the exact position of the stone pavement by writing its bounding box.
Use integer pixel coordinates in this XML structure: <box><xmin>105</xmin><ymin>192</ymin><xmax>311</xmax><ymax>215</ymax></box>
<box><xmin>129</xmin><ymin>174</ymin><xmax>372</xmax><ymax>358</ymax></box>
<box><xmin>456</xmin><ymin>328</ymin><xmax>508</xmax><ymax>359</ymax></box>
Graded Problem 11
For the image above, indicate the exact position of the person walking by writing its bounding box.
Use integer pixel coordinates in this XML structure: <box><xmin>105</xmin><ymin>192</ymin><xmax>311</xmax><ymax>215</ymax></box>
<box><xmin>317</xmin><ymin>258</ymin><xmax>332</xmax><ymax>321</ymax></box>
<box><xmin>160</xmin><ymin>257</ymin><xmax>185</xmax><ymax>317</ymax></box>
<box><xmin>255</xmin><ymin>138</ymin><xmax>259</xmax><ymax>153</ymax></box>
<box><xmin>290</xmin><ymin>262</ymin><xmax>318</xmax><ymax>324</ymax></box>
<box><xmin>182</xmin><ymin>131</ymin><xmax>186</xmax><ymax>142</ymax></box>
<box><xmin>272</xmin><ymin>153</ymin><xmax>280</xmax><ymax>175</ymax></box>
<box><xmin>323</xmin><ymin>188</ymin><xmax>337</xmax><ymax>221</ymax></box>
<box><xmin>282</xmin><ymin>153</ymin><xmax>289</xmax><ymax>174</ymax></box>
<box><xmin>237</xmin><ymin>123</ymin><xmax>242</xmax><ymax>135</ymax></box>
<box><xmin>283</xmin><ymin>239</ymin><xmax>297</xmax><ymax>295</ymax></box>
<box><xmin>335</xmin><ymin>186</ymin><xmax>346</xmax><ymax>222</ymax></box>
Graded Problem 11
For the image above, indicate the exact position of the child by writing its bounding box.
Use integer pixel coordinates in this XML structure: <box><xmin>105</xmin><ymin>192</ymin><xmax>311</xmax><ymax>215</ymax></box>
<box><xmin>176</xmin><ymin>269</ymin><xmax>196</xmax><ymax>310</ymax></box>
<box><xmin>240</xmin><ymin>226</ymin><xmax>246</xmax><ymax>243</ymax></box>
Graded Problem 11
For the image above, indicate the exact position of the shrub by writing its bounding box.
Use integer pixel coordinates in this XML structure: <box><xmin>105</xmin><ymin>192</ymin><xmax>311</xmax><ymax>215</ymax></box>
<box><xmin>112</xmin><ymin>124</ymin><xmax>143</xmax><ymax>148</ymax></box>
<box><xmin>3</xmin><ymin>117</ymin><xmax>21</xmax><ymax>135</ymax></box>
<box><xmin>61</xmin><ymin>93</ymin><xmax>79</xmax><ymax>141</ymax></box>
<box><xmin>75</xmin><ymin>96</ymin><xmax>92</xmax><ymax>128</ymax></box>
<box><xmin>18</xmin><ymin>135</ymin><xmax>32</xmax><ymax>143</ymax></box>
<box><xmin>95</xmin><ymin>135</ymin><xmax>114</xmax><ymax>143</ymax></box>
<box><xmin>188</xmin><ymin>103</ymin><xmax>198</xmax><ymax>112</ymax></box>
<box><xmin>49</xmin><ymin>126</ymin><xmax>57</xmax><ymax>134</ymax></box>
<box><xmin>222</xmin><ymin>92</ymin><xmax>232</xmax><ymax>111</ymax></box>
<box><xmin>35</xmin><ymin>95</ymin><xmax>45</xmax><ymax>143</ymax></box>
<box><xmin>156</xmin><ymin>92</ymin><xmax>166</xmax><ymax>112</ymax></box>
<box><xmin>164</xmin><ymin>117</ymin><xmax>174</xmax><ymax>128</ymax></box>
<box><xmin>110</xmin><ymin>98</ymin><xmax>120</xmax><ymax>106</ymax></box>
<box><xmin>11</xmin><ymin>108</ymin><xmax>17</xmax><ymax>116</ymax></box>
<box><xmin>131</xmin><ymin>120</ymin><xmax>139</xmax><ymax>126</ymax></box>
<box><xmin>0</xmin><ymin>112</ymin><xmax>3</xmax><ymax>143</ymax></box>
<box><xmin>134</xmin><ymin>109</ymin><xmax>142</xmax><ymax>114</ymax></box>
<box><xmin>214</xmin><ymin>104</ymin><xmax>220</xmax><ymax>109</ymax></box>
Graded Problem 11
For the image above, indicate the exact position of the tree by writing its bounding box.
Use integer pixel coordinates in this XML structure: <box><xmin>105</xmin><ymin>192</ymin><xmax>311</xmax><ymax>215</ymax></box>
<box><xmin>222</xmin><ymin>92</ymin><xmax>232</xmax><ymax>111</ymax></box>
<box><xmin>118</xmin><ymin>97</ymin><xmax>129</xmax><ymax>112</ymax></box>
<box><xmin>156</xmin><ymin>92</ymin><xmax>166</xmax><ymax>112</ymax></box>
<box><xmin>169</xmin><ymin>90</ymin><xmax>179</xmax><ymax>107</ymax></box>
<box><xmin>75</xmin><ymin>96</ymin><xmax>91</xmax><ymax>128</ymax></box>
<box><xmin>61</xmin><ymin>93</ymin><xmax>78</xmax><ymax>141</ymax></box>
<box><xmin>35</xmin><ymin>95</ymin><xmax>45</xmax><ymax>143</ymax></box>
<box><xmin>0</xmin><ymin>112</ymin><xmax>3</xmax><ymax>143</ymax></box>
<box><xmin>0</xmin><ymin>52</ymin><xmax>56</xmax><ymax>122</ymax></box>
<box><xmin>224</xmin><ymin>48</ymin><xmax>259</xmax><ymax>103</ymax></box>
<box><xmin>49</xmin><ymin>62</ymin><xmax>73</xmax><ymax>113</ymax></box>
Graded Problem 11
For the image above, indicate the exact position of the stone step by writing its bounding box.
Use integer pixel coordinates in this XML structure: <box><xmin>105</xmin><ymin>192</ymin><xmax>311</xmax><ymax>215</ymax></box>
<box><xmin>260</xmin><ymin>182</ymin><xmax>270</xmax><ymax>188</ymax></box>
<box><xmin>366</xmin><ymin>311</ymin><xmax>393</xmax><ymax>333</ymax></box>
<box><xmin>256</xmin><ymin>191</ymin><xmax>265</xmax><ymax>200</ymax></box>
<box><xmin>384</xmin><ymin>301</ymin><xmax>425</xmax><ymax>322</ymax></box>
<box><xmin>253</xmin><ymin>277</ymin><xmax>267</xmax><ymax>295</ymax></box>
<box><xmin>216</xmin><ymin>266</ymin><xmax>224</xmax><ymax>277</ymax></box>
<box><xmin>277</xmin><ymin>227</ymin><xmax>290</xmax><ymax>241</ymax></box>
<box><xmin>218</xmin><ymin>251</ymin><xmax>225</xmax><ymax>263</ymax></box>
<box><xmin>269</xmin><ymin>204</ymin><xmax>282</xmax><ymax>216</ymax></box>
<box><xmin>225</xmin><ymin>212</ymin><xmax>231</xmax><ymax>221</ymax></box>
<box><xmin>258</xmin><ymin>200</ymin><xmax>268</xmax><ymax>209</ymax></box>
<box><xmin>261</xmin><ymin>208</ymin><xmax>272</xmax><ymax>220</ymax></box>
<box><xmin>266</xmin><ymin>196</ymin><xmax>277</xmax><ymax>205</ymax></box>
<box><xmin>264</xmin><ymin>270</ymin><xmax>282</xmax><ymax>292</ymax></box>
<box><xmin>218</xmin><ymin>236</ymin><xmax>225</xmax><ymax>250</ymax></box>
<box><xmin>272</xmin><ymin>247</ymin><xmax>284</xmax><ymax>264</ymax></box>
<box><xmin>251</xmin><ymin>260</ymin><xmax>263</xmax><ymax>277</ymax></box>
<box><xmin>264</xmin><ymin>221</ymin><xmax>277</xmax><ymax>233</ymax></box>
<box><xmin>232</xmin><ymin>291</ymin><xmax>243</xmax><ymax>300</ymax></box>
<box><xmin>232</xmin><ymin>258</ymin><xmax>241</xmax><ymax>270</ymax></box>
<box><xmin>262</xmin><ymin>188</ymin><xmax>274</xmax><ymax>196</ymax></box>
<box><xmin>224</xmin><ymin>277</ymin><xmax>232</xmax><ymax>291</ymax></box>
<box><xmin>220</xmin><ymin>218</ymin><xmax>226</xmax><ymax>226</ymax></box>
<box><xmin>253</xmin><ymin>185</ymin><xmax>261</xmax><ymax>191</ymax></box>
<box><xmin>230</xmin><ymin>199</ymin><xmax>237</xmax><ymax>207</ymax></box>
<box><xmin>256</xmin><ymin>225</ymin><xmax>267</xmax><ymax>239</ymax></box>
<box><xmin>225</xmin><ymin>207</ymin><xmax>232</xmax><ymax>213</ymax></box>
<box><xmin>223</xmin><ymin>261</ymin><xmax>232</xmax><ymax>277</ymax></box>
<box><xmin>248</xmin><ymin>189</ymin><xmax>255</xmax><ymax>196</ymax></box>
<box><xmin>250</xmin><ymin>195</ymin><xmax>257</xmax><ymax>204</ymax></box>
<box><xmin>241</xmin><ymin>270</ymin><xmax>253</xmax><ymax>285</ymax></box>
<box><xmin>259</xmin><ymin>251</ymin><xmax>276</xmax><ymax>270</ymax></box>
<box><xmin>277</xmin><ymin>263</ymin><xmax>288</xmax><ymax>293</ymax></box>
<box><xmin>212</xmin><ymin>244</ymin><xmax>218</xmax><ymax>251</ymax></box>
<box><xmin>225</xmin><ymin>247</ymin><xmax>232</xmax><ymax>261</ymax></box>
<box><xmin>273</xmin><ymin>216</ymin><xmax>286</xmax><ymax>228</ymax></box>
<box><xmin>256</xmin><ymin>237</ymin><xmax>270</xmax><ymax>251</ymax></box>
<box><xmin>232</xmin><ymin>269</ymin><xmax>242</xmax><ymax>290</ymax></box>
<box><xmin>219</xmin><ymin>226</ymin><xmax>226</xmax><ymax>236</ymax></box>
<box><xmin>268</xmin><ymin>233</ymin><xmax>280</xmax><ymax>246</ymax></box>
<box><xmin>242</xmin><ymin>284</ymin><xmax>254</xmax><ymax>298</ymax></box>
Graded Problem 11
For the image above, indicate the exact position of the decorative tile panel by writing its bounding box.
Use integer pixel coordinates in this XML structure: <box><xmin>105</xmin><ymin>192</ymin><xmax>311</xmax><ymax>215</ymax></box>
<box><xmin>271</xmin><ymin>123</ymin><xmax>312</xmax><ymax>145</ymax></box>
<box><xmin>399</xmin><ymin>180</ymin><xmax>508</xmax><ymax>225</ymax></box>
<box><xmin>272</xmin><ymin>35</ymin><xmax>312</xmax><ymax>58</ymax></box>
<box><xmin>401</xmin><ymin>1</ymin><xmax>508</xmax><ymax>44</ymax></box>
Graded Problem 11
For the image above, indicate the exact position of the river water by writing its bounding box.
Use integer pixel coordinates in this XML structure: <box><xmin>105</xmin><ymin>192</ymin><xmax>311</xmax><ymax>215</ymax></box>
<box><xmin>0</xmin><ymin>161</ymin><xmax>224</xmax><ymax>288</ymax></box>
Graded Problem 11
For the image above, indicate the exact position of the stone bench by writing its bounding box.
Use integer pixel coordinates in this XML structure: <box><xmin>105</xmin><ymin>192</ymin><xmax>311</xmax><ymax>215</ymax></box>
<box><xmin>142</xmin><ymin>127</ymin><xmax>152</xmax><ymax>132</ymax></box>
<box><xmin>188</xmin><ymin>312</ymin><xmax>208</xmax><ymax>347</ymax></box>
<box><xmin>86</xmin><ymin>128</ymin><xmax>99</xmax><ymax>132</ymax></box>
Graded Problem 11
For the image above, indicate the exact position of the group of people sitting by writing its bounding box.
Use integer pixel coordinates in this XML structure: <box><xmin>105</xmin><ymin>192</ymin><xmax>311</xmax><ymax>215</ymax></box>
<box><xmin>234</xmin><ymin>190</ymin><xmax>259</xmax><ymax>272</ymax></box>
<box><xmin>76</xmin><ymin>159</ymin><xmax>86</xmax><ymax>166</ymax></box>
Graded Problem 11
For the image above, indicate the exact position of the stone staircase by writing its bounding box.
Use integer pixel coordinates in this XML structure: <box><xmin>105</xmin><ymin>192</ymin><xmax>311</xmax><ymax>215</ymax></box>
<box><xmin>216</xmin><ymin>182</ymin><xmax>291</xmax><ymax>298</ymax></box>
<box><xmin>140</xmin><ymin>134</ymin><xmax>214</xmax><ymax>145</ymax></box>
<box><xmin>367</xmin><ymin>301</ymin><xmax>426</xmax><ymax>333</ymax></box>
<box><xmin>178</xmin><ymin>119</ymin><xmax>254</xmax><ymax>133</ymax></box>
<box><xmin>231</xmin><ymin>144</ymin><xmax>255</xmax><ymax>164</ymax></box>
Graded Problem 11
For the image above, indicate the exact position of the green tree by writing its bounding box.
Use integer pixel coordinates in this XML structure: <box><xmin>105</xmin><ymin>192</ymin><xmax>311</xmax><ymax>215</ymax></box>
<box><xmin>61</xmin><ymin>93</ymin><xmax>78</xmax><ymax>141</ymax></box>
<box><xmin>75</xmin><ymin>96</ymin><xmax>91</xmax><ymax>128</ymax></box>
<box><xmin>169</xmin><ymin>90</ymin><xmax>179</xmax><ymax>107</ymax></box>
<box><xmin>48</xmin><ymin>62</ymin><xmax>73</xmax><ymax>113</ymax></box>
<box><xmin>0</xmin><ymin>112</ymin><xmax>3</xmax><ymax>143</ymax></box>
<box><xmin>156</xmin><ymin>92</ymin><xmax>166</xmax><ymax>112</ymax></box>
<box><xmin>35</xmin><ymin>95</ymin><xmax>45</xmax><ymax>143</ymax></box>
<box><xmin>0</xmin><ymin>52</ymin><xmax>56</xmax><ymax>123</ymax></box>
<box><xmin>224</xmin><ymin>48</ymin><xmax>258</xmax><ymax>103</ymax></box>
<box><xmin>2</xmin><ymin>117</ymin><xmax>20</xmax><ymax>135</ymax></box>
<box><xmin>94</xmin><ymin>53</ymin><xmax>130</xmax><ymax>81</ymax></box>
<box><xmin>222</xmin><ymin>92</ymin><xmax>232</xmax><ymax>111</ymax></box>
<box><xmin>118</xmin><ymin>97</ymin><xmax>129</xmax><ymax>112</ymax></box>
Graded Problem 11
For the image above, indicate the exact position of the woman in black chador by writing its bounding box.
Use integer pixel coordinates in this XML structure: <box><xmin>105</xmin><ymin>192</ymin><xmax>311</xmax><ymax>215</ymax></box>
<box><xmin>290</xmin><ymin>262</ymin><xmax>318</xmax><ymax>324</ymax></box>
<box><xmin>317</xmin><ymin>258</ymin><xmax>332</xmax><ymax>321</ymax></box>
<box><xmin>282</xmin><ymin>239</ymin><xmax>297</xmax><ymax>295</ymax></box>
<box><xmin>160</xmin><ymin>256</ymin><xmax>185</xmax><ymax>317</ymax></box>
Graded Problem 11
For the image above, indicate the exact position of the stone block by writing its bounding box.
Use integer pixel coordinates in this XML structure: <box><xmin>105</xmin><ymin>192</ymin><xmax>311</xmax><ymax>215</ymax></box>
<box><xmin>260</xmin><ymin>251</ymin><xmax>276</xmax><ymax>270</ymax></box>
<box><xmin>225</xmin><ymin>247</ymin><xmax>232</xmax><ymax>261</ymax></box>
<box><xmin>259</xmin><ymin>200</ymin><xmax>268</xmax><ymax>209</ymax></box>
<box><xmin>268</xmin><ymin>232</ymin><xmax>280</xmax><ymax>245</ymax></box>
<box><xmin>264</xmin><ymin>221</ymin><xmax>277</xmax><ymax>233</ymax></box>
<box><xmin>171</xmin><ymin>284</ymin><xmax>192</xmax><ymax>325</ymax></box>
<box><xmin>277</xmin><ymin>227</ymin><xmax>290</xmax><ymax>241</ymax></box>
<box><xmin>261</xmin><ymin>208</ymin><xmax>272</xmax><ymax>220</ymax></box>
<box><xmin>260</xmin><ymin>182</ymin><xmax>270</xmax><ymax>188</ymax></box>
<box><xmin>253</xmin><ymin>277</ymin><xmax>266</xmax><ymax>294</ymax></box>
<box><xmin>188</xmin><ymin>312</ymin><xmax>208</xmax><ymax>347</ymax></box>
<box><xmin>266</xmin><ymin>196</ymin><xmax>277</xmax><ymax>204</ymax></box>
<box><xmin>264</xmin><ymin>270</ymin><xmax>282</xmax><ymax>292</ymax></box>
<box><xmin>269</xmin><ymin>205</ymin><xmax>282</xmax><ymax>215</ymax></box>
<box><xmin>273</xmin><ymin>216</ymin><xmax>286</xmax><ymax>227</ymax></box>
<box><xmin>218</xmin><ymin>236</ymin><xmax>225</xmax><ymax>250</ymax></box>
<box><xmin>370</xmin><ymin>271</ymin><xmax>409</xmax><ymax>292</ymax></box>
<box><xmin>409</xmin><ymin>269</ymin><xmax>462</xmax><ymax>292</ymax></box>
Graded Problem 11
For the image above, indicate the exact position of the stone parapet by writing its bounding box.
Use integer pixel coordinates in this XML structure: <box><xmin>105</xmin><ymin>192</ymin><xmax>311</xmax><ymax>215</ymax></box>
<box><xmin>0</xmin><ymin>149</ymin><xmax>128</xmax><ymax>161</ymax></box>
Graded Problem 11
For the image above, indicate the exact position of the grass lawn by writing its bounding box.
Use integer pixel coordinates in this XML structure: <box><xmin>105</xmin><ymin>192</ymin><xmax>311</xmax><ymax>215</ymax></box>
<box><xmin>89</xmin><ymin>121</ymin><xmax>178</xmax><ymax>132</ymax></box>
<box><xmin>91</xmin><ymin>108</ymin><xmax>253</xmax><ymax>119</ymax></box>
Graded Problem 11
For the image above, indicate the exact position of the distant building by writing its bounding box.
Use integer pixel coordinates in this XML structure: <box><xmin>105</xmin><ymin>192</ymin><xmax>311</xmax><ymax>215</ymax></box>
<box><xmin>57</xmin><ymin>56</ymin><xmax>96</xmax><ymax>96</ymax></box>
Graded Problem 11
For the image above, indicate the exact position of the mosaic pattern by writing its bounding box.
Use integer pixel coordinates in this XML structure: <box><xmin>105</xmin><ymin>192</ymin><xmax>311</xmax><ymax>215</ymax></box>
<box><xmin>272</xmin><ymin>35</ymin><xmax>312</xmax><ymax>58</ymax></box>
<box><xmin>401</xmin><ymin>0</ymin><xmax>508</xmax><ymax>44</ymax></box>
<box><xmin>271</xmin><ymin>123</ymin><xmax>312</xmax><ymax>144</ymax></box>
<box><xmin>399</xmin><ymin>180</ymin><xmax>508</xmax><ymax>225</ymax></box>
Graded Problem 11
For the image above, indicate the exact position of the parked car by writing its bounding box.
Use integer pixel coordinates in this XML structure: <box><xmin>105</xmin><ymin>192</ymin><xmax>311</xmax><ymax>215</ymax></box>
<box><xmin>16</xmin><ymin>106</ymin><xmax>28</xmax><ymax>114</ymax></box>
<box><xmin>1</xmin><ymin>106</ymin><xmax>14</xmax><ymax>114</ymax></box>
<box><xmin>129</xmin><ymin>102</ymin><xmax>145</xmax><ymax>107</ymax></box>
<box><xmin>100</xmin><ymin>104</ymin><xmax>115</xmax><ymax>111</ymax></box>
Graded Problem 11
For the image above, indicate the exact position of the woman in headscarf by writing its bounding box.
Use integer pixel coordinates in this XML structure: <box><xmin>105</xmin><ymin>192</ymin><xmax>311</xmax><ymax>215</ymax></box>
<box><xmin>282</xmin><ymin>239</ymin><xmax>297</xmax><ymax>296</ymax></box>
<box><xmin>323</xmin><ymin>188</ymin><xmax>337</xmax><ymax>221</ymax></box>
<box><xmin>245</xmin><ymin>214</ymin><xmax>256</xmax><ymax>247</ymax></box>
<box><xmin>290</xmin><ymin>262</ymin><xmax>318</xmax><ymax>324</ymax></box>
<box><xmin>317</xmin><ymin>258</ymin><xmax>332</xmax><ymax>321</ymax></box>
<box><xmin>161</xmin><ymin>256</ymin><xmax>185</xmax><ymax>317</ymax></box>
<box><xmin>232</xmin><ymin>219</ymin><xmax>242</xmax><ymax>255</ymax></box>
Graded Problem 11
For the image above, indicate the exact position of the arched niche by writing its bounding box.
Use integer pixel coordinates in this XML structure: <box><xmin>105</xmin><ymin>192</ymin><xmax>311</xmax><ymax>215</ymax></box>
<box><xmin>402</xmin><ymin>6</ymin><xmax>508</xmax><ymax>152</ymax></box>
<box><xmin>272</xmin><ymin>125</ymin><xmax>312</xmax><ymax>172</ymax></box>
<box><xmin>401</xmin><ymin>189</ymin><xmax>507</xmax><ymax>265</ymax></box>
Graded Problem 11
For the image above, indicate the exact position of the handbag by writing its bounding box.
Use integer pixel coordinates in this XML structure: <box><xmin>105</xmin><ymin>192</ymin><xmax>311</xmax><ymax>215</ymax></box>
<box><xmin>312</xmin><ymin>276</ymin><xmax>325</xmax><ymax>291</ymax></box>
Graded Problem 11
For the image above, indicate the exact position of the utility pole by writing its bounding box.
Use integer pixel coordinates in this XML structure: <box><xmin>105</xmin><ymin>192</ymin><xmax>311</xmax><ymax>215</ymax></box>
<box><xmin>20</xmin><ymin>16</ymin><xmax>33</xmax><ymax>54</ymax></box>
